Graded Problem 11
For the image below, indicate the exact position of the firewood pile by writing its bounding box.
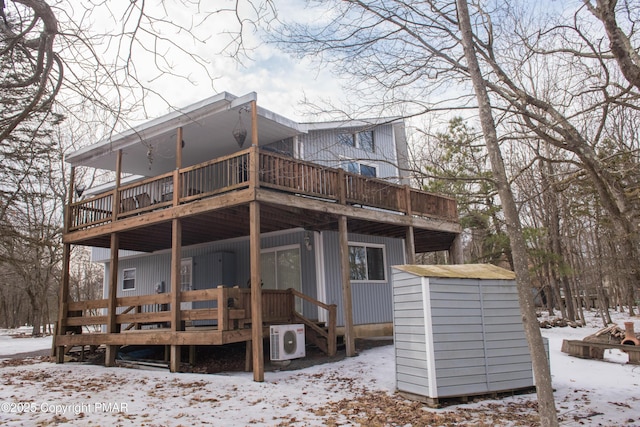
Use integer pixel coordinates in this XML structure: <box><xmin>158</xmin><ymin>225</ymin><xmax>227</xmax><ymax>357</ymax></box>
<box><xmin>538</xmin><ymin>318</ymin><xmax>582</xmax><ymax>328</ymax></box>
<box><xmin>582</xmin><ymin>324</ymin><xmax>631</xmax><ymax>344</ymax></box>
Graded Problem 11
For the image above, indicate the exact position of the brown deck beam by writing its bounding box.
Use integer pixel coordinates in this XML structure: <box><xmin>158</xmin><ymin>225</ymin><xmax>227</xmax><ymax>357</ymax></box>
<box><xmin>255</xmin><ymin>189</ymin><xmax>461</xmax><ymax>234</ymax></box>
<box><xmin>56</xmin><ymin>329</ymin><xmax>252</xmax><ymax>347</ymax></box>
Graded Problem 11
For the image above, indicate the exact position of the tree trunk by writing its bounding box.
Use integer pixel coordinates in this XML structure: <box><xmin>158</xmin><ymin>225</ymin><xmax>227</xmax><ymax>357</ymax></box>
<box><xmin>456</xmin><ymin>1</ymin><xmax>558</xmax><ymax>425</ymax></box>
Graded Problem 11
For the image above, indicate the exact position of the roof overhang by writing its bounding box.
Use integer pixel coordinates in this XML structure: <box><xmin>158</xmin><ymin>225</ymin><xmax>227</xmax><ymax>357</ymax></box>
<box><xmin>66</xmin><ymin>92</ymin><xmax>308</xmax><ymax>176</ymax></box>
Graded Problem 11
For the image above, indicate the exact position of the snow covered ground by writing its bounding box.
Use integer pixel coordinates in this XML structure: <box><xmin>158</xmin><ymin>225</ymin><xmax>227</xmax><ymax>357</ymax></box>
<box><xmin>0</xmin><ymin>310</ymin><xmax>639</xmax><ymax>426</ymax></box>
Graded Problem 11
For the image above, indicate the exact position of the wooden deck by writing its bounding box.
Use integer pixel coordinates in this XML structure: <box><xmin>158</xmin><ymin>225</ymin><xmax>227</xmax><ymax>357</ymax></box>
<box><xmin>65</xmin><ymin>148</ymin><xmax>459</xmax><ymax>253</ymax></box>
<box><xmin>56</xmin><ymin>288</ymin><xmax>337</xmax><ymax>359</ymax></box>
<box><xmin>59</xmin><ymin>140</ymin><xmax>460</xmax><ymax>380</ymax></box>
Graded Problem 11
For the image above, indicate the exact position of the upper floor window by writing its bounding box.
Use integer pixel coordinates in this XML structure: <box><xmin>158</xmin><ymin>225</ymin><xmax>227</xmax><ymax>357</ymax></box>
<box><xmin>338</xmin><ymin>133</ymin><xmax>355</xmax><ymax>147</ymax></box>
<box><xmin>358</xmin><ymin>131</ymin><xmax>375</xmax><ymax>153</ymax></box>
<box><xmin>348</xmin><ymin>243</ymin><xmax>386</xmax><ymax>282</ymax></box>
<box><xmin>338</xmin><ymin>130</ymin><xmax>375</xmax><ymax>153</ymax></box>
<box><xmin>123</xmin><ymin>268</ymin><xmax>136</xmax><ymax>291</ymax></box>
<box><xmin>341</xmin><ymin>159</ymin><xmax>377</xmax><ymax>177</ymax></box>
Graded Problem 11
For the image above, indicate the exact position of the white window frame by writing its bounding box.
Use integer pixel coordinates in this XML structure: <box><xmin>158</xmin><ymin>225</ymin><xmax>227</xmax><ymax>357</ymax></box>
<box><xmin>347</xmin><ymin>242</ymin><xmax>387</xmax><ymax>283</ymax></box>
<box><xmin>340</xmin><ymin>157</ymin><xmax>378</xmax><ymax>177</ymax></box>
<box><xmin>122</xmin><ymin>268</ymin><xmax>136</xmax><ymax>291</ymax></box>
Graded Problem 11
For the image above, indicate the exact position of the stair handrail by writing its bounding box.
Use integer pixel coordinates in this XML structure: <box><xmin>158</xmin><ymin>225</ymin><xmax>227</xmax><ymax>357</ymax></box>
<box><xmin>289</xmin><ymin>288</ymin><xmax>337</xmax><ymax>356</ymax></box>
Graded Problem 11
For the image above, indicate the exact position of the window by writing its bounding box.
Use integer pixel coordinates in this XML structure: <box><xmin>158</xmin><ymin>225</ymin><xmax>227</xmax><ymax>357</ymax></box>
<box><xmin>122</xmin><ymin>268</ymin><xmax>136</xmax><ymax>291</ymax></box>
<box><xmin>338</xmin><ymin>133</ymin><xmax>355</xmax><ymax>147</ymax></box>
<box><xmin>341</xmin><ymin>158</ymin><xmax>378</xmax><ymax>177</ymax></box>
<box><xmin>338</xmin><ymin>130</ymin><xmax>375</xmax><ymax>152</ymax></box>
<box><xmin>360</xmin><ymin>163</ymin><xmax>377</xmax><ymax>177</ymax></box>
<box><xmin>358</xmin><ymin>131</ymin><xmax>375</xmax><ymax>153</ymax></box>
<box><xmin>348</xmin><ymin>244</ymin><xmax>386</xmax><ymax>282</ymax></box>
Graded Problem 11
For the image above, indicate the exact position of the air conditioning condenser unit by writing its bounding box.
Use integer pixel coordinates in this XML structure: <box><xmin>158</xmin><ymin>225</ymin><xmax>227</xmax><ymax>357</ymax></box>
<box><xmin>270</xmin><ymin>324</ymin><xmax>305</xmax><ymax>361</ymax></box>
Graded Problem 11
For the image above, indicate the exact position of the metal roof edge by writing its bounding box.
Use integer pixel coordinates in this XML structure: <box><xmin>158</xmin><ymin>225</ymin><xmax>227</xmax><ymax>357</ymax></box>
<box><xmin>66</xmin><ymin>92</ymin><xmax>241</xmax><ymax>166</ymax></box>
<box><xmin>303</xmin><ymin>116</ymin><xmax>403</xmax><ymax>131</ymax></box>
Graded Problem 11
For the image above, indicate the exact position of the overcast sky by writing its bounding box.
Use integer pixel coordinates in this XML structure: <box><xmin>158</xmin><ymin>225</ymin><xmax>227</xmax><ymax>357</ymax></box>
<box><xmin>84</xmin><ymin>0</ymin><xmax>341</xmax><ymax>123</ymax></box>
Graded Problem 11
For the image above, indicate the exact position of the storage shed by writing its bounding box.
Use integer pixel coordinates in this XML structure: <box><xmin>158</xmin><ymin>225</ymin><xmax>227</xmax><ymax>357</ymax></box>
<box><xmin>391</xmin><ymin>264</ymin><xmax>535</xmax><ymax>405</ymax></box>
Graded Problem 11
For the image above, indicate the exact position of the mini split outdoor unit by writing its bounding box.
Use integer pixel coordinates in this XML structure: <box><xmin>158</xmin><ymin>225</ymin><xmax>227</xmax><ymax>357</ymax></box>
<box><xmin>270</xmin><ymin>324</ymin><xmax>306</xmax><ymax>361</ymax></box>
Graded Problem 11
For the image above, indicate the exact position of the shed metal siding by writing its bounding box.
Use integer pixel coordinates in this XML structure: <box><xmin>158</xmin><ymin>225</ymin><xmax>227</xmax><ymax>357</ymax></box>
<box><xmin>392</xmin><ymin>271</ymin><xmax>430</xmax><ymax>397</ymax></box>
<box><xmin>391</xmin><ymin>268</ymin><xmax>534</xmax><ymax>400</ymax></box>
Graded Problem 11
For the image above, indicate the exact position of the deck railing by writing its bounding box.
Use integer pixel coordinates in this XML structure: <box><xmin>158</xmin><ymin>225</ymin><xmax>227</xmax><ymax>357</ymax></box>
<box><xmin>65</xmin><ymin>287</ymin><xmax>246</xmax><ymax>332</ymax></box>
<box><xmin>68</xmin><ymin>148</ymin><xmax>457</xmax><ymax>232</ymax></box>
<box><xmin>62</xmin><ymin>287</ymin><xmax>337</xmax><ymax>356</ymax></box>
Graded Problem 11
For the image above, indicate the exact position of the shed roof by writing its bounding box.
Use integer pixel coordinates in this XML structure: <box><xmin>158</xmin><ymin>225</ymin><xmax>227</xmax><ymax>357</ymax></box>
<box><xmin>393</xmin><ymin>264</ymin><xmax>516</xmax><ymax>280</ymax></box>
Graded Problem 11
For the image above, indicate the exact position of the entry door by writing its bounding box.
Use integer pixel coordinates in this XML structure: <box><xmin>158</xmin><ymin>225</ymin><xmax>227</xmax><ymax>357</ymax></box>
<box><xmin>180</xmin><ymin>258</ymin><xmax>193</xmax><ymax>311</ymax></box>
<box><xmin>261</xmin><ymin>246</ymin><xmax>302</xmax><ymax>313</ymax></box>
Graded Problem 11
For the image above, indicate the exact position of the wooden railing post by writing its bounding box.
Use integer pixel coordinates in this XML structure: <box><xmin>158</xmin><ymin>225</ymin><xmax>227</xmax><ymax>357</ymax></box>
<box><xmin>338</xmin><ymin>168</ymin><xmax>346</xmax><ymax>205</ymax></box>
<box><xmin>112</xmin><ymin>149</ymin><xmax>122</xmax><ymax>220</ymax></box>
<box><xmin>218</xmin><ymin>286</ymin><xmax>229</xmax><ymax>331</ymax></box>
<box><xmin>173</xmin><ymin>127</ymin><xmax>183</xmax><ymax>206</ymax></box>
<box><xmin>288</xmin><ymin>289</ymin><xmax>296</xmax><ymax>321</ymax></box>
<box><xmin>327</xmin><ymin>304</ymin><xmax>337</xmax><ymax>357</ymax></box>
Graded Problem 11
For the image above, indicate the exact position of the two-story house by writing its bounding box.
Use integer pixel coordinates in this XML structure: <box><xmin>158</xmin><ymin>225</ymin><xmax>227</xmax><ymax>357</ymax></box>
<box><xmin>55</xmin><ymin>91</ymin><xmax>462</xmax><ymax>381</ymax></box>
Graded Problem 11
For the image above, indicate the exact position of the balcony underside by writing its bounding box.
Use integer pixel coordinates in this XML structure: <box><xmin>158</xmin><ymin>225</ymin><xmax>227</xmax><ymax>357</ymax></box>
<box><xmin>64</xmin><ymin>187</ymin><xmax>459</xmax><ymax>253</ymax></box>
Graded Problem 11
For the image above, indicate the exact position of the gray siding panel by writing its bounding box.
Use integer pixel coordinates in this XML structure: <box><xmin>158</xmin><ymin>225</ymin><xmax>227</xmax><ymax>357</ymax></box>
<box><xmin>392</xmin><ymin>271</ymin><xmax>430</xmax><ymax>397</ymax></box>
<box><xmin>397</xmin><ymin>382</ymin><xmax>430</xmax><ymax>397</ymax></box>
<box><xmin>300</xmin><ymin>124</ymin><xmax>401</xmax><ymax>182</ymax></box>
<box><xmin>104</xmin><ymin>229</ymin><xmax>321</xmax><ymax>315</ymax></box>
<box><xmin>324</xmin><ymin>231</ymin><xmax>405</xmax><ymax>326</ymax></box>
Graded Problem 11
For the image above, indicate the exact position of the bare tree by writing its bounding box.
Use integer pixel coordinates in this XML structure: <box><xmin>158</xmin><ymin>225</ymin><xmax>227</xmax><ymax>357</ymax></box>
<box><xmin>456</xmin><ymin>1</ymin><xmax>557</xmax><ymax>423</ymax></box>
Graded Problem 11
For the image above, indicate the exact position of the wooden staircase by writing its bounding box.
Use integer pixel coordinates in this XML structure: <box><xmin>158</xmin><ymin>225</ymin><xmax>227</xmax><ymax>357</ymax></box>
<box><xmin>290</xmin><ymin>290</ymin><xmax>338</xmax><ymax>357</ymax></box>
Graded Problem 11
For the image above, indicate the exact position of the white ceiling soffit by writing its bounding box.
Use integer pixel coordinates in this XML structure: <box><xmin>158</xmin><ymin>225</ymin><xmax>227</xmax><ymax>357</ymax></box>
<box><xmin>66</xmin><ymin>92</ymin><xmax>308</xmax><ymax>176</ymax></box>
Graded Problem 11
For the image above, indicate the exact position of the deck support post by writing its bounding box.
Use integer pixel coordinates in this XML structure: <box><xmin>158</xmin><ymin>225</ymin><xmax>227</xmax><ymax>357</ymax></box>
<box><xmin>448</xmin><ymin>233</ymin><xmax>464</xmax><ymax>264</ymax></box>
<box><xmin>339</xmin><ymin>215</ymin><xmax>356</xmax><ymax>357</ymax></box>
<box><xmin>405</xmin><ymin>226</ymin><xmax>416</xmax><ymax>265</ymax></box>
<box><xmin>56</xmin><ymin>166</ymin><xmax>75</xmax><ymax>363</ymax></box>
<box><xmin>404</xmin><ymin>186</ymin><xmax>416</xmax><ymax>265</ymax></box>
<box><xmin>250</xmin><ymin>200</ymin><xmax>264</xmax><ymax>381</ymax></box>
<box><xmin>55</xmin><ymin>242</ymin><xmax>72</xmax><ymax>363</ymax></box>
<box><xmin>105</xmin><ymin>232</ymin><xmax>120</xmax><ymax>367</ymax></box>
<box><xmin>170</xmin><ymin>218</ymin><xmax>183</xmax><ymax>372</ymax></box>
<box><xmin>169</xmin><ymin>127</ymin><xmax>184</xmax><ymax>373</ymax></box>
